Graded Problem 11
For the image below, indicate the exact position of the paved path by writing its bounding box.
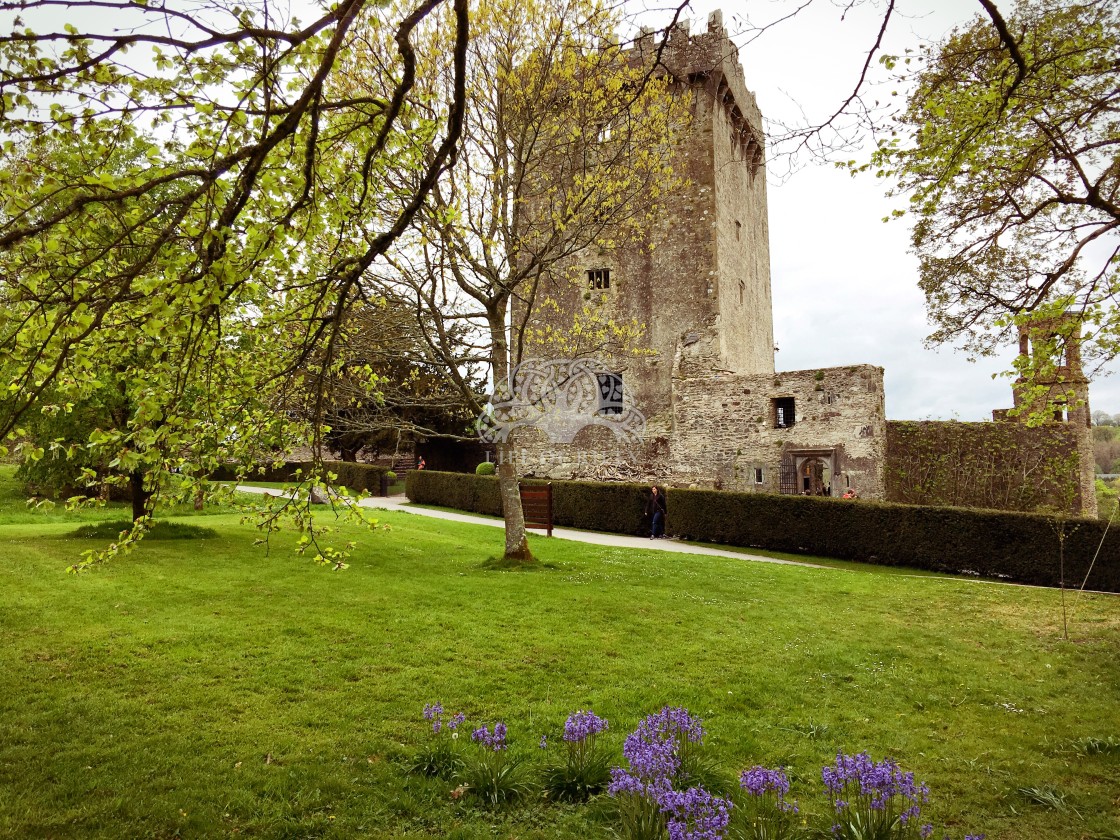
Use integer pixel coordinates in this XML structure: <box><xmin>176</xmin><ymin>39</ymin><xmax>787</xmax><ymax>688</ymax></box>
<box><xmin>236</xmin><ymin>486</ymin><xmax>821</xmax><ymax>568</ymax></box>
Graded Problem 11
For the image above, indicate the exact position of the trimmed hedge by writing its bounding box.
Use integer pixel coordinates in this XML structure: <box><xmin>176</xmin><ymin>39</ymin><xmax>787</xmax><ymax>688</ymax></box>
<box><xmin>406</xmin><ymin>471</ymin><xmax>652</xmax><ymax>535</ymax></box>
<box><xmin>405</xmin><ymin>471</ymin><xmax>1120</xmax><ymax>592</ymax></box>
<box><xmin>210</xmin><ymin>461</ymin><xmax>394</xmax><ymax>493</ymax></box>
<box><xmin>668</xmin><ymin>489</ymin><xmax>1120</xmax><ymax>593</ymax></box>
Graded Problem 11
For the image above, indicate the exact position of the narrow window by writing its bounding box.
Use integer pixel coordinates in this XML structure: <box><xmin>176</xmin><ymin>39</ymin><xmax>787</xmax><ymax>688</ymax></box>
<box><xmin>596</xmin><ymin>373</ymin><xmax>623</xmax><ymax>415</ymax></box>
<box><xmin>739</xmin><ymin>280</ymin><xmax>745</xmax><ymax>306</ymax></box>
<box><xmin>754</xmin><ymin>467</ymin><xmax>763</xmax><ymax>484</ymax></box>
<box><xmin>735</xmin><ymin>220</ymin><xmax>741</xmax><ymax>240</ymax></box>
<box><xmin>773</xmin><ymin>397</ymin><xmax>795</xmax><ymax>429</ymax></box>
<box><xmin>587</xmin><ymin>268</ymin><xmax>610</xmax><ymax>290</ymax></box>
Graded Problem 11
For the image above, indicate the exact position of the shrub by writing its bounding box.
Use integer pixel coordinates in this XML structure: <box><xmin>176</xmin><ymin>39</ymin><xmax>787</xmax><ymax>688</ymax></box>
<box><xmin>407</xmin><ymin>471</ymin><xmax>650</xmax><ymax>535</ymax></box>
<box><xmin>667</xmin><ymin>488</ymin><xmax>1120</xmax><ymax>593</ymax></box>
<box><xmin>209</xmin><ymin>460</ymin><xmax>392</xmax><ymax>493</ymax></box>
<box><xmin>476</xmin><ymin>461</ymin><xmax>496</xmax><ymax>475</ymax></box>
<box><xmin>407</xmin><ymin>471</ymin><xmax>502</xmax><ymax>515</ymax></box>
<box><xmin>404</xmin><ymin>472</ymin><xmax>1120</xmax><ymax>592</ymax></box>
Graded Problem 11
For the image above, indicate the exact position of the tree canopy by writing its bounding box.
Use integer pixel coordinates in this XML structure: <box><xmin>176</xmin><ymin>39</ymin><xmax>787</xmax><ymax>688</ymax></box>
<box><xmin>0</xmin><ymin>0</ymin><xmax>468</xmax><ymax>566</ymax></box>
<box><xmin>873</xmin><ymin>0</ymin><xmax>1119</xmax><ymax>378</ymax></box>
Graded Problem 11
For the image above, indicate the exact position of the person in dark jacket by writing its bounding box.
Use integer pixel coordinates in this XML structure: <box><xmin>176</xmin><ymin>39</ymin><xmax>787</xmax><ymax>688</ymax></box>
<box><xmin>646</xmin><ymin>486</ymin><xmax>666</xmax><ymax>539</ymax></box>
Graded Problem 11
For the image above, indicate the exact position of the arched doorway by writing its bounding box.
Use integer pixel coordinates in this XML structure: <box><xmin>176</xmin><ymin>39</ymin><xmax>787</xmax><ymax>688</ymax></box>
<box><xmin>800</xmin><ymin>457</ymin><xmax>827</xmax><ymax>495</ymax></box>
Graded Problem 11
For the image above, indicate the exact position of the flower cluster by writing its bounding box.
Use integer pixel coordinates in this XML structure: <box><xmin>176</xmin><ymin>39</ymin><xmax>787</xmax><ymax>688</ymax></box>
<box><xmin>662</xmin><ymin>786</ymin><xmax>733</xmax><ymax>840</ymax></box>
<box><xmin>471</xmin><ymin>722</ymin><xmax>508</xmax><ymax>751</ymax></box>
<box><xmin>823</xmin><ymin>752</ymin><xmax>931</xmax><ymax>839</ymax></box>
<box><xmin>740</xmin><ymin>765</ymin><xmax>798</xmax><ymax>813</ymax></box>
<box><xmin>637</xmin><ymin>706</ymin><xmax>705</xmax><ymax>747</ymax></box>
<box><xmin>409</xmin><ymin>703</ymin><xmax>985</xmax><ymax>840</ymax></box>
<box><xmin>609</xmin><ymin>707</ymin><xmax>731</xmax><ymax>840</ymax></box>
<box><xmin>565</xmin><ymin>710</ymin><xmax>609</xmax><ymax>743</ymax></box>
<box><xmin>618</xmin><ymin>722</ymin><xmax>681</xmax><ymax>784</ymax></box>
<box><xmin>423</xmin><ymin>702</ymin><xmax>465</xmax><ymax>735</ymax></box>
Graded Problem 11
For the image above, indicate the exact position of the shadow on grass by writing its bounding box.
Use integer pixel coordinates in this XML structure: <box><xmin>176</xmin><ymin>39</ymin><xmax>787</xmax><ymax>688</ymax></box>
<box><xmin>62</xmin><ymin>521</ymin><xmax>220</xmax><ymax>540</ymax></box>
<box><xmin>478</xmin><ymin>555</ymin><xmax>559</xmax><ymax>572</ymax></box>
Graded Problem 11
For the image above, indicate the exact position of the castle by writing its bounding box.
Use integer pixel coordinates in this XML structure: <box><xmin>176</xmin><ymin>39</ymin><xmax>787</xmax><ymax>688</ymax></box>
<box><xmin>507</xmin><ymin>11</ymin><xmax>1097</xmax><ymax>517</ymax></box>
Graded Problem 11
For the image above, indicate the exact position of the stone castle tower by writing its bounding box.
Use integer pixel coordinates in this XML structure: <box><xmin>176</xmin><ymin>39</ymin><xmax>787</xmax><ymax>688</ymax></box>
<box><xmin>527</xmin><ymin>12</ymin><xmax>775</xmax><ymax>422</ymax></box>
<box><xmin>506</xmin><ymin>12</ymin><xmax>1091</xmax><ymax>516</ymax></box>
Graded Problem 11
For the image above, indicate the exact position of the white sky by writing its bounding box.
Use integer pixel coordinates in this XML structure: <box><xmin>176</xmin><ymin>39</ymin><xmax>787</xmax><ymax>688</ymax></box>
<box><xmin>638</xmin><ymin>0</ymin><xmax>1120</xmax><ymax>420</ymax></box>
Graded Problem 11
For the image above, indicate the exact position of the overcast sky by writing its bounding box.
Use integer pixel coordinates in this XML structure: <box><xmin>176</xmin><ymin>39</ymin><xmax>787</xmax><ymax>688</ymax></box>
<box><xmin>639</xmin><ymin>0</ymin><xmax>1120</xmax><ymax>420</ymax></box>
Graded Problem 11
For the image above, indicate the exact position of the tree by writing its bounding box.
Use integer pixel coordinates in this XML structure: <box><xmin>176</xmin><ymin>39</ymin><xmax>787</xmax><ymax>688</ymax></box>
<box><xmin>307</xmin><ymin>301</ymin><xmax>486</xmax><ymax>461</ymax></box>
<box><xmin>872</xmin><ymin>0</ymin><xmax>1119</xmax><ymax>385</ymax></box>
<box><xmin>0</xmin><ymin>0</ymin><xmax>468</xmax><ymax>567</ymax></box>
<box><xmin>347</xmin><ymin>0</ymin><xmax>685</xmax><ymax>562</ymax></box>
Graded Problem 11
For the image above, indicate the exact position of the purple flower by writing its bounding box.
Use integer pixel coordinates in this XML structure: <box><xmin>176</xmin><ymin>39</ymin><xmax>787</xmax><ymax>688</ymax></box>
<box><xmin>823</xmin><ymin>752</ymin><xmax>930</xmax><ymax>832</ymax></box>
<box><xmin>739</xmin><ymin>765</ymin><xmax>797</xmax><ymax>813</ymax></box>
<box><xmin>608</xmin><ymin>766</ymin><xmax>671</xmax><ymax>799</ymax></box>
<box><xmin>422</xmin><ymin>702</ymin><xmax>442</xmax><ymax>721</ymax></box>
<box><xmin>661</xmin><ymin>786</ymin><xmax>732</xmax><ymax>840</ymax></box>
<box><xmin>539</xmin><ymin>734</ymin><xmax>548</xmax><ymax>749</ymax></box>
<box><xmin>740</xmin><ymin>766</ymin><xmax>790</xmax><ymax>798</ymax></box>
<box><xmin>638</xmin><ymin>706</ymin><xmax>705</xmax><ymax>746</ymax></box>
<box><xmin>447</xmin><ymin>712</ymin><xmax>465</xmax><ymax>731</ymax></box>
<box><xmin>564</xmin><ymin>710</ymin><xmax>609</xmax><ymax>743</ymax></box>
<box><xmin>471</xmin><ymin>723</ymin><xmax>508</xmax><ymax>751</ymax></box>
<box><xmin>621</xmin><ymin>726</ymin><xmax>680</xmax><ymax>781</ymax></box>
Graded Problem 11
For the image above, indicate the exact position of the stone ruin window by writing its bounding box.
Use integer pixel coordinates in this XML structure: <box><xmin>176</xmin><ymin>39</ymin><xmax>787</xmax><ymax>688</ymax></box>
<box><xmin>754</xmin><ymin>467</ymin><xmax>764</xmax><ymax>484</ymax></box>
<box><xmin>773</xmin><ymin>397</ymin><xmax>795</xmax><ymax>429</ymax></box>
<box><xmin>738</xmin><ymin>280</ymin><xmax>745</xmax><ymax>306</ymax></box>
<box><xmin>587</xmin><ymin>268</ymin><xmax>610</xmax><ymax>290</ymax></box>
<box><xmin>596</xmin><ymin>372</ymin><xmax>623</xmax><ymax>415</ymax></box>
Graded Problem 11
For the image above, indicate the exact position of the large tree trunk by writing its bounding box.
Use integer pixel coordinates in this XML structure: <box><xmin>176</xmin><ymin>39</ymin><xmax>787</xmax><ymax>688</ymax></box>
<box><xmin>490</xmin><ymin>314</ymin><xmax>534</xmax><ymax>564</ymax></box>
<box><xmin>497</xmin><ymin>456</ymin><xmax>533</xmax><ymax>564</ymax></box>
<box><xmin>129</xmin><ymin>470</ymin><xmax>151</xmax><ymax>522</ymax></box>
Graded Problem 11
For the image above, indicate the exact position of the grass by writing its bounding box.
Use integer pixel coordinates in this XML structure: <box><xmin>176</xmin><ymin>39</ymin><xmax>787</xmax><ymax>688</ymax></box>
<box><xmin>1</xmin><ymin>465</ymin><xmax>1119</xmax><ymax>838</ymax></box>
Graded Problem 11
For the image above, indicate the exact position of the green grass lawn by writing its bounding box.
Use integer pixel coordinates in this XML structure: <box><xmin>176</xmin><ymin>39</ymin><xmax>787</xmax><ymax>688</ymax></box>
<box><xmin>1</xmin><ymin>466</ymin><xmax>1118</xmax><ymax>838</ymax></box>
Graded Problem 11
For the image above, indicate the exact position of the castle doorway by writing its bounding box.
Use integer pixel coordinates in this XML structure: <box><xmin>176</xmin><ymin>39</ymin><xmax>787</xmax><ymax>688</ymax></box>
<box><xmin>780</xmin><ymin>449</ymin><xmax>837</xmax><ymax>496</ymax></box>
<box><xmin>801</xmin><ymin>458</ymin><xmax>826</xmax><ymax>495</ymax></box>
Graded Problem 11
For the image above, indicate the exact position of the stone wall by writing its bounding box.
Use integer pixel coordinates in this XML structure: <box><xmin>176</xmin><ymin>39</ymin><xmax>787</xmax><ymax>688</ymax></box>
<box><xmin>670</xmin><ymin>363</ymin><xmax>886</xmax><ymax>495</ymax></box>
<box><xmin>504</xmin><ymin>362</ymin><xmax>887</xmax><ymax>499</ymax></box>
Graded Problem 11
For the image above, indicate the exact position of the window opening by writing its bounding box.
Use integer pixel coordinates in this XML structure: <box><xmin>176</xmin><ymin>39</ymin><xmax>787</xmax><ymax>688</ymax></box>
<box><xmin>754</xmin><ymin>467</ymin><xmax>763</xmax><ymax>484</ymax></box>
<box><xmin>596</xmin><ymin>373</ymin><xmax>623</xmax><ymax>415</ymax></box>
<box><xmin>773</xmin><ymin>397</ymin><xmax>795</xmax><ymax>429</ymax></box>
<box><xmin>587</xmin><ymin>268</ymin><xmax>610</xmax><ymax>290</ymax></box>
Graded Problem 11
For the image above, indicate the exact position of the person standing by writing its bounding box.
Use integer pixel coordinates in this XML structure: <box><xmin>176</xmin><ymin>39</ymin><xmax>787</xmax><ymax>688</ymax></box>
<box><xmin>646</xmin><ymin>486</ymin><xmax>666</xmax><ymax>539</ymax></box>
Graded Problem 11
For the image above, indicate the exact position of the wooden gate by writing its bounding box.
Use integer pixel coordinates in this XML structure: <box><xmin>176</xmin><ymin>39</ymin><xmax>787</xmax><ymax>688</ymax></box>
<box><xmin>519</xmin><ymin>482</ymin><xmax>553</xmax><ymax>537</ymax></box>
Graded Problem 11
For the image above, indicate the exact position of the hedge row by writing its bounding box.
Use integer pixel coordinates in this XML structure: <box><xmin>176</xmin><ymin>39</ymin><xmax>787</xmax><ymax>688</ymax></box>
<box><xmin>210</xmin><ymin>461</ymin><xmax>394</xmax><ymax>493</ymax></box>
<box><xmin>405</xmin><ymin>471</ymin><xmax>1120</xmax><ymax>592</ymax></box>
<box><xmin>668</xmin><ymin>489</ymin><xmax>1119</xmax><ymax>592</ymax></box>
<box><xmin>406</xmin><ymin>471</ymin><xmax>652</xmax><ymax>535</ymax></box>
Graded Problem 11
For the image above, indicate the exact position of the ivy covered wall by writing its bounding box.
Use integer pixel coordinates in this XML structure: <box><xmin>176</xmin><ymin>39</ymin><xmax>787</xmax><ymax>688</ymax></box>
<box><xmin>885</xmin><ymin>420</ymin><xmax>1090</xmax><ymax>515</ymax></box>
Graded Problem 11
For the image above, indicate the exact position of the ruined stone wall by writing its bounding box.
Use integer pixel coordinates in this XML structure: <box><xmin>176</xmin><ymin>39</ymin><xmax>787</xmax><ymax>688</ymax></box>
<box><xmin>670</xmin><ymin>363</ymin><xmax>886</xmax><ymax>496</ymax></box>
<box><xmin>885</xmin><ymin>420</ymin><xmax>1092</xmax><ymax>515</ymax></box>
<box><xmin>502</xmin><ymin>362</ymin><xmax>887</xmax><ymax>497</ymax></box>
